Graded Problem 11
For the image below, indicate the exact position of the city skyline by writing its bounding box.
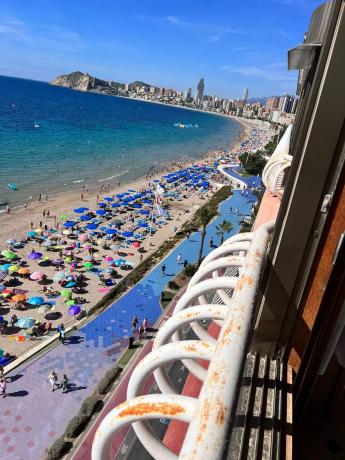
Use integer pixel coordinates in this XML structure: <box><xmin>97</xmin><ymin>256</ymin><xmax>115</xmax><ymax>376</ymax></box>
<box><xmin>0</xmin><ymin>0</ymin><xmax>322</xmax><ymax>97</ymax></box>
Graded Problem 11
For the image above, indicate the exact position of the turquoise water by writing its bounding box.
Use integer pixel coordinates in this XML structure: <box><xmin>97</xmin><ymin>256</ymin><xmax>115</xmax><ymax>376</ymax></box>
<box><xmin>0</xmin><ymin>75</ymin><xmax>240</xmax><ymax>209</ymax></box>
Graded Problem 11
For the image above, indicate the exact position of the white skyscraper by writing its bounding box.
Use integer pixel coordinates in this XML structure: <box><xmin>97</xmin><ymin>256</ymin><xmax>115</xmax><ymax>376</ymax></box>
<box><xmin>243</xmin><ymin>88</ymin><xmax>249</xmax><ymax>103</ymax></box>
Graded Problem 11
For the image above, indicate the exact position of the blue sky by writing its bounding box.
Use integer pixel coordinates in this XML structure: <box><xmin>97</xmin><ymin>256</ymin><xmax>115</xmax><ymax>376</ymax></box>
<box><xmin>0</xmin><ymin>0</ymin><xmax>321</xmax><ymax>98</ymax></box>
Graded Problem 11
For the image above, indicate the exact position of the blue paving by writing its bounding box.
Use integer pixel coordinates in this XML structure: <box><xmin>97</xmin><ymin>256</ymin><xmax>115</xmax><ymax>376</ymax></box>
<box><xmin>224</xmin><ymin>166</ymin><xmax>262</xmax><ymax>188</ymax></box>
<box><xmin>0</xmin><ymin>190</ymin><xmax>257</xmax><ymax>460</ymax></box>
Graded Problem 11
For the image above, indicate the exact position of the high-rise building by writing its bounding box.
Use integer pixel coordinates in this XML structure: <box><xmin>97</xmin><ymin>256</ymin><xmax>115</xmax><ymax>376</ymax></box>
<box><xmin>184</xmin><ymin>88</ymin><xmax>192</xmax><ymax>101</ymax></box>
<box><xmin>243</xmin><ymin>87</ymin><xmax>249</xmax><ymax>103</ymax></box>
<box><xmin>196</xmin><ymin>78</ymin><xmax>204</xmax><ymax>105</ymax></box>
<box><xmin>265</xmin><ymin>96</ymin><xmax>280</xmax><ymax>110</ymax></box>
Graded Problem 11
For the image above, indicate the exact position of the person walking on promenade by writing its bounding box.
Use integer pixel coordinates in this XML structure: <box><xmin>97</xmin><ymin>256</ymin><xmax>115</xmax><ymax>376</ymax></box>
<box><xmin>0</xmin><ymin>378</ymin><xmax>7</xmax><ymax>398</ymax></box>
<box><xmin>184</xmin><ymin>259</ymin><xmax>188</xmax><ymax>268</ymax></box>
<box><xmin>48</xmin><ymin>370</ymin><xmax>58</xmax><ymax>392</ymax></box>
<box><xmin>59</xmin><ymin>327</ymin><xmax>65</xmax><ymax>345</ymax></box>
<box><xmin>132</xmin><ymin>316</ymin><xmax>138</xmax><ymax>334</ymax></box>
<box><xmin>142</xmin><ymin>318</ymin><xmax>148</xmax><ymax>337</ymax></box>
<box><xmin>161</xmin><ymin>264</ymin><xmax>166</xmax><ymax>276</ymax></box>
<box><xmin>60</xmin><ymin>374</ymin><xmax>69</xmax><ymax>394</ymax></box>
<box><xmin>177</xmin><ymin>254</ymin><xmax>182</xmax><ymax>264</ymax></box>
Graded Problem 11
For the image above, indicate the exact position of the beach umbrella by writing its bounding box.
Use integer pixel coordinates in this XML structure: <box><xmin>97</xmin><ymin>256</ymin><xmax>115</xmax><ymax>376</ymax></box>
<box><xmin>83</xmin><ymin>262</ymin><xmax>94</xmax><ymax>269</ymax></box>
<box><xmin>28</xmin><ymin>251</ymin><xmax>42</xmax><ymax>260</ymax></box>
<box><xmin>63</xmin><ymin>221</ymin><xmax>76</xmax><ymax>228</ymax></box>
<box><xmin>68</xmin><ymin>305</ymin><xmax>81</xmax><ymax>316</ymax></box>
<box><xmin>65</xmin><ymin>256</ymin><xmax>72</xmax><ymax>263</ymax></box>
<box><xmin>18</xmin><ymin>267</ymin><xmax>30</xmax><ymax>275</ymax></box>
<box><xmin>84</xmin><ymin>255</ymin><xmax>93</xmax><ymax>262</ymax></box>
<box><xmin>63</xmin><ymin>230</ymin><xmax>72</xmax><ymax>235</ymax></box>
<box><xmin>86</xmin><ymin>223</ymin><xmax>98</xmax><ymax>230</ymax></box>
<box><xmin>114</xmin><ymin>258</ymin><xmax>126</xmax><ymax>266</ymax></box>
<box><xmin>11</xmin><ymin>294</ymin><xmax>27</xmax><ymax>303</ymax></box>
<box><xmin>140</xmin><ymin>210</ymin><xmax>150</xmax><ymax>215</ymax></box>
<box><xmin>132</xmin><ymin>203</ymin><xmax>142</xmax><ymax>209</ymax></box>
<box><xmin>111</xmin><ymin>203</ymin><xmax>122</xmax><ymax>208</ymax></box>
<box><xmin>138</xmin><ymin>222</ymin><xmax>148</xmax><ymax>228</ymax></box>
<box><xmin>6</xmin><ymin>239</ymin><xmax>16</xmax><ymax>245</ymax></box>
<box><xmin>96</xmin><ymin>210</ymin><xmax>106</xmax><ymax>216</ymax></box>
<box><xmin>27</xmin><ymin>296</ymin><xmax>44</xmax><ymax>306</ymax></box>
<box><xmin>26</xmin><ymin>231</ymin><xmax>37</xmax><ymax>237</ymax></box>
<box><xmin>73</xmin><ymin>207</ymin><xmax>89</xmax><ymax>213</ymax></box>
<box><xmin>104</xmin><ymin>256</ymin><xmax>113</xmax><ymax>262</ymax></box>
<box><xmin>35</xmin><ymin>228</ymin><xmax>43</xmax><ymax>234</ymax></box>
<box><xmin>1</xmin><ymin>288</ymin><xmax>14</xmax><ymax>297</ymax></box>
<box><xmin>38</xmin><ymin>305</ymin><xmax>50</xmax><ymax>314</ymax></box>
<box><xmin>0</xmin><ymin>285</ymin><xmax>6</xmax><ymax>291</ymax></box>
<box><xmin>66</xmin><ymin>299</ymin><xmax>75</xmax><ymax>306</ymax></box>
<box><xmin>78</xmin><ymin>234</ymin><xmax>89</xmax><ymax>242</ymax></box>
<box><xmin>61</xmin><ymin>289</ymin><xmax>72</xmax><ymax>299</ymax></box>
<box><xmin>2</xmin><ymin>251</ymin><xmax>17</xmax><ymax>260</ymax></box>
<box><xmin>132</xmin><ymin>242</ymin><xmax>141</xmax><ymax>248</ymax></box>
<box><xmin>8</xmin><ymin>265</ymin><xmax>19</xmax><ymax>272</ymax></box>
<box><xmin>29</xmin><ymin>271</ymin><xmax>45</xmax><ymax>281</ymax></box>
<box><xmin>116</xmin><ymin>194</ymin><xmax>124</xmax><ymax>198</ymax></box>
<box><xmin>65</xmin><ymin>281</ymin><xmax>76</xmax><ymax>288</ymax></box>
<box><xmin>80</xmin><ymin>215</ymin><xmax>92</xmax><ymax>221</ymax></box>
<box><xmin>98</xmin><ymin>202</ymin><xmax>107</xmax><ymax>208</ymax></box>
<box><xmin>53</xmin><ymin>271</ymin><xmax>65</xmax><ymax>282</ymax></box>
<box><xmin>15</xmin><ymin>317</ymin><xmax>35</xmax><ymax>329</ymax></box>
<box><xmin>52</xmin><ymin>258</ymin><xmax>64</xmax><ymax>266</ymax></box>
<box><xmin>201</xmin><ymin>181</ymin><xmax>209</xmax><ymax>187</ymax></box>
<box><xmin>43</xmin><ymin>240</ymin><xmax>53</xmax><ymax>247</ymax></box>
<box><xmin>106</xmin><ymin>228</ymin><xmax>117</xmax><ymax>235</ymax></box>
<box><xmin>0</xmin><ymin>264</ymin><xmax>11</xmax><ymax>272</ymax></box>
<box><xmin>104</xmin><ymin>197</ymin><xmax>113</xmax><ymax>202</ymax></box>
<box><xmin>122</xmin><ymin>231</ymin><xmax>133</xmax><ymax>238</ymax></box>
<box><xmin>59</xmin><ymin>213</ymin><xmax>69</xmax><ymax>221</ymax></box>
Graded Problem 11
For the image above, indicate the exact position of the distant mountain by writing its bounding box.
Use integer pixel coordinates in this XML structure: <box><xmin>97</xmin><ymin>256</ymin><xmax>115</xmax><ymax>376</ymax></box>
<box><xmin>247</xmin><ymin>97</ymin><xmax>270</xmax><ymax>104</ymax></box>
<box><xmin>50</xmin><ymin>71</ymin><xmax>153</xmax><ymax>94</ymax></box>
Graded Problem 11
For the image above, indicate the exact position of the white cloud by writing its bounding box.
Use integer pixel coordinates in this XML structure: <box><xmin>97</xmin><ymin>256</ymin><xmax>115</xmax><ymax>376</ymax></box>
<box><xmin>165</xmin><ymin>16</ymin><xmax>239</xmax><ymax>34</ymax></box>
<box><xmin>0</xmin><ymin>14</ymin><xmax>88</xmax><ymax>53</ymax></box>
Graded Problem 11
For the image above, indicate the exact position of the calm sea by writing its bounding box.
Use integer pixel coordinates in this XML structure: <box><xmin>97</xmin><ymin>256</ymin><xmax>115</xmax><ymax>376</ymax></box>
<box><xmin>0</xmin><ymin>75</ymin><xmax>240</xmax><ymax>209</ymax></box>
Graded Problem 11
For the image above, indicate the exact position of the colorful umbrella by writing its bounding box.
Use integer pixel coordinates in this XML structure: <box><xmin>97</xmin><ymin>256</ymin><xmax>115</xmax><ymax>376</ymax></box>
<box><xmin>18</xmin><ymin>267</ymin><xmax>30</xmax><ymax>275</ymax></box>
<box><xmin>61</xmin><ymin>289</ymin><xmax>72</xmax><ymax>298</ymax></box>
<box><xmin>132</xmin><ymin>242</ymin><xmax>141</xmax><ymax>248</ymax></box>
<box><xmin>8</xmin><ymin>265</ymin><xmax>19</xmax><ymax>272</ymax></box>
<box><xmin>11</xmin><ymin>294</ymin><xmax>27</xmax><ymax>303</ymax></box>
<box><xmin>84</xmin><ymin>262</ymin><xmax>94</xmax><ymax>269</ymax></box>
<box><xmin>66</xmin><ymin>299</ymin><xmax>75</xmax><ymax>306</ymax></box>
<box><xmin>78</xmin><ymin>234</ymin><xmax>89</xmax><ymax>242</ymax></box>
<box><xmin>52</xmin><ymin>258</ymin><xmax>64</xmax><ymax>266</ymax></box>
<box><xmin>15</xmin><ymin>318</ymin><xmax>35</xmax><ymax>329</ymax></box>
<box><xmin>0</xmin><ymin>264</ymin><xmax>11</xmax><ymax>272</ymax></box>
<box><xmin>30</xmin><ymin>271</ymin><xmax>45</xmax><ymax>281</ymax></box>
<box><xmin>53</xmin><ymin>271</ymin><xmax>65</xmax><ymax>281</ymax></box>
<box><xmin>27</xmin><ymin>296</ymin><xmax>44</xmax><ymax>306</ymax></box>
<box><xmin>26</xmin><ymin>231</ymin><xmax>38</xmax><ymax>237</ymax></box>
<box><xmin>28</xmin><ymin>251</ymin><xmax>42</xmax><ymax>260</ymax></box>
<box><xmin>68</xmin><ymin>305</ymin><xmax>81</xmax><ymax>316</ymax></box>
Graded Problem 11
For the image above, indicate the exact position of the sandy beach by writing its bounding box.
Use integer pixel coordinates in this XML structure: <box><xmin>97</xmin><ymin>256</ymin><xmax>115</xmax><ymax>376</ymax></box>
<box><xmin>0</xmin><ymin>117</ymin><xmax>273</xmax><ymax>358</ymax></box>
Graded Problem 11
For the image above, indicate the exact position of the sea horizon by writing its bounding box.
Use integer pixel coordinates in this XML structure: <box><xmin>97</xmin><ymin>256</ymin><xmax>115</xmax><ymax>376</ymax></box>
<box><xmin>0</xmin><ymin>75</ymin><xmax>241</xmax><ymax>210</ymax></box>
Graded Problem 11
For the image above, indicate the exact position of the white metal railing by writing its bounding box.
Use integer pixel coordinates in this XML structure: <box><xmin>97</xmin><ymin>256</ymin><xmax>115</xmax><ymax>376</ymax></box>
<box><xmin>262</xmin><ymin>125</ymin><xmax>292</xmax><ymax>196</ymax></box>
<box><xmin>92</xmin><ymin>222</ymin><xmax>275</xmax><ymax>460</ymax></box>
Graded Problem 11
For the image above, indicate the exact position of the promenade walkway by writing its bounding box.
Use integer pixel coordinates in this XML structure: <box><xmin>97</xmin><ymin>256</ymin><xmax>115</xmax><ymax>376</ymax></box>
<box><xmin>221</xmin><ymin>164</ymin><xmax>262</xmax><ymax>189</ymax></box>
<box><xmin>0</xmin><ymin>190</ymin><xmax>256</xmax><ymax>460</ymax></box>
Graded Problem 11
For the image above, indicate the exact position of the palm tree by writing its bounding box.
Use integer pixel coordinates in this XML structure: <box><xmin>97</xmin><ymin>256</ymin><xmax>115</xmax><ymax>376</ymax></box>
<box><xmin>215</xmin><ymin>220</ymin><xmax>233</xmax><ymax>245</ymax></box>
<box><xmin>197</xmin><ymin>206</ymin><xmax>214</xmax><ymax>267</ymax></box>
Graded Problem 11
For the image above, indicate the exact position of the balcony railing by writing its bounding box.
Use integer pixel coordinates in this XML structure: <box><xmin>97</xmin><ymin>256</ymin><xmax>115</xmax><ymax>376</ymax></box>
<box><xmin>262</xmin><ymin>125</ymin><xmax>292</xmax><ymax>196</ymax></box>
<box><xmin>92</xmin><ymin>221</ymin><xmax>275</xmax><ymax>460</ymax></box>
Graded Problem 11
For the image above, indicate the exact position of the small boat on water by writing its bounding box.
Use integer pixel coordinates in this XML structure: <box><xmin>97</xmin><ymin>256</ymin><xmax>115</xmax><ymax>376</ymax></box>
<box><xmin>8</xmin><ymin>183</ymin><xmax>18</xmax><ymax>191</ymax></box>
<box><xmin>174</xmin><ymin>122</ymin><xmax>199</xmax><ymax>129</ymax></box>
<box><xmin>34</xmin><ymin>122</ymin><xmax>40</xmax><ymax>128</ymax></box>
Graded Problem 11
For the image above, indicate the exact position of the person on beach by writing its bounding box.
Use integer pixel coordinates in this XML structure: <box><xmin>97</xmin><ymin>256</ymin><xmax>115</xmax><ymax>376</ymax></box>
<box><xmin>161</xmin><ymin>264</ymin><xmax>166</xmax><ymax>276</ymax></box>
<box><xmin>60</xmin><ymin>374</ymin><xmax>69</xmax><ymax>394</ymax></box>
<box><xmin>48</xmin><ymin>370</ymin><xmax>58</xmax><ymax>392</ymax></box>
<box><xmin>38</xmin><ymin>194</ymin><xmax>41</xmax><ymax>202</ymax></box>
<box><xmin>24</xmin><ymin>203</ymin><xmax>27</xmax><ymax>211</ymax></box>
<box><xmin>0</xmin><ymin>378</ymin><xmax>7</xmax><ymax>398</ymax></box>
<box><xmin>177</xmin><ymin>254</ymin><xmax>182</xmax><ymax>264</ymax></box>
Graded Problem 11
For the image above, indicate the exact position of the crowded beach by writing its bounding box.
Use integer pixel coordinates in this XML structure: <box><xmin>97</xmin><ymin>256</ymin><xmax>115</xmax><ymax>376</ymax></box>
<box><xmin>0</xmin><ymin>118</ymin><xmax>274</xmax><ymax>364</ymax></box>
